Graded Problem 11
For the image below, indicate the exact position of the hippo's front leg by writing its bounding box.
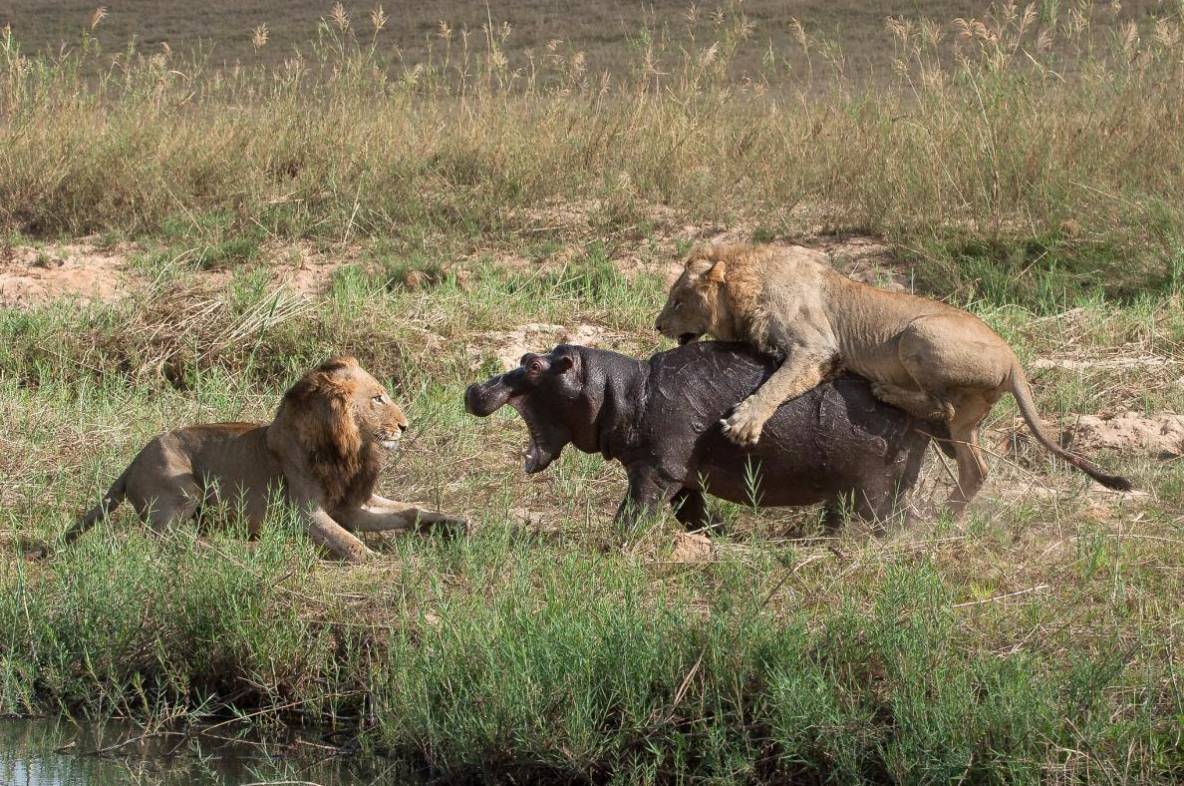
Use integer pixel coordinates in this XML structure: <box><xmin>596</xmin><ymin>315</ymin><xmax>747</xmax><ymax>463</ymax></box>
<box><xmin>613</xmin><ymin>463</ymin><xmax>679</xmax><ymax>529</ymax></box>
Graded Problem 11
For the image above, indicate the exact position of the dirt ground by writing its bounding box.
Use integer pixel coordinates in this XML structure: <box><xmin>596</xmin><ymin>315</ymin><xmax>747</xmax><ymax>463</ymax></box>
<box><xmin>0</xmin><ymin>242</ymin><xmax>134</xmax><ymax>307</ymax></box>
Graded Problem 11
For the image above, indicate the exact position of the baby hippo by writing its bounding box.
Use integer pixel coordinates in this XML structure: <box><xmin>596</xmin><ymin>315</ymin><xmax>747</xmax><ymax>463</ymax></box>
<box><xmin>465</xmin><ymin>342</ymin><xmax>946</xmax><ymax>529</ymax></box>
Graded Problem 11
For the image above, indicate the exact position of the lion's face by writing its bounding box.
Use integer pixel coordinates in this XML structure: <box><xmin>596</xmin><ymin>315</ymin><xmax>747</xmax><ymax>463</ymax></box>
<box><xmin>274</xmin><ymin>356</ymin><xmax>407</xmax><ymax>508</ymax></box>
<box><xmin>349</xmin><ymin>368</ymin><xmax>408</xmax><ymax>451</ymax></box>
<box><xmin>654</xmin><ymin>253</ymin><xmax>732</xmax><ymax>344</ymax></box>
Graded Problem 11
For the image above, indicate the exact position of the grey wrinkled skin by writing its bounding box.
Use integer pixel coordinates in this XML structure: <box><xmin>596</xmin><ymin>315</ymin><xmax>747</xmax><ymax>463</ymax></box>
<box><xmin>465</xmin><ymin>342</ymin><xmax>947</xmax><ymax>531</ymax></box>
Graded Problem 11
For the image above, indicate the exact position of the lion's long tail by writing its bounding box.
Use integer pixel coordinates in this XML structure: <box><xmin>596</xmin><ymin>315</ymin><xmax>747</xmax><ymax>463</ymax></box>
<box><xmin>64</xmin><ymin>467</ymin><xmax>130</xmax><ymax>544</ymax></box>
<box><xmin>1008</xmin><ymin>363</ymin><xmax>1132</xmax><ymax>491</ymax></box>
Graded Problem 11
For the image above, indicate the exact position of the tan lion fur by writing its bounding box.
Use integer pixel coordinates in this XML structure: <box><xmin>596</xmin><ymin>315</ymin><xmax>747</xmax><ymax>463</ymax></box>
<box><xmin>654</xmin><ymin>244</ymin><xmax>1131</xmax><ymax>515</ymax></box>
<box><xmin>66</xmin><ymin>356</ymin><xmax>466</xmax><ymax>562</ymax></box>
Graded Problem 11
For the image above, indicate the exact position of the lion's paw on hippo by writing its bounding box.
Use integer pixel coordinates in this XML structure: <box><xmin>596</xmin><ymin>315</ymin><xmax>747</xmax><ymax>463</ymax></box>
<box><xmin>466</xmin><ymin>341</ymin><xmax>951</xmax><ymax>530</ymax></box>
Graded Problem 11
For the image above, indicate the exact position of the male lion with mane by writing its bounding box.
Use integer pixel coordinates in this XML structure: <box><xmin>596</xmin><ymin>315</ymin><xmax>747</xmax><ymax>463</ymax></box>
<box><xmin>654</xmin><ymin>244</ymin><xmax>1131</xmax><ymax>515</ymax></box>
<box><xmin>66</xmin><ymin>356</ymin><xmax>466</xmax><ymax>562</ymax></box>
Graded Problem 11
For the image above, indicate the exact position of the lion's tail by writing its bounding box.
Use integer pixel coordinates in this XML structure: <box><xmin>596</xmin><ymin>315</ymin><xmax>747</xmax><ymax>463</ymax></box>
<box><xmin>1008</xmin><ymin>364</ymin><xmax>1132</xmax><ymax>491</ymax></box>
<box><xmin>64</xmin><ymin>468</ymin><xmax>130</xmax><ymax>544</ymax></box>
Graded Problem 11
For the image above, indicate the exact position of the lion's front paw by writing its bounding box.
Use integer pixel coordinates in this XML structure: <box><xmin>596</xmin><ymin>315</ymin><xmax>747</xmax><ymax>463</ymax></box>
<box><xmin>721</xmin><ymin>401</ymin><xmax>765</xmax><ymax>446</ymax></box>
<box><xmin>422</xmin><ymin>515</ymin><xmax>471</xmax><ymax>537</ymax></box>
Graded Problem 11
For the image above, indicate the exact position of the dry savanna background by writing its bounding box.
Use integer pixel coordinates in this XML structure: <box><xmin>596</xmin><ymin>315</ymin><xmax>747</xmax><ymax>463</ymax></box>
<box><xmin>1</xmin><ymin>0</ymin><xmax>1184</xmax><ymax>783</ymax></box>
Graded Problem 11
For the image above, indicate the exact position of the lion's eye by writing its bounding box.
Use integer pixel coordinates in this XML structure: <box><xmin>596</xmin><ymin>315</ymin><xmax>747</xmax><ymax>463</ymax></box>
<box><xmin>372</xmin><ymin>394</ymin><xmax>385</xmax><ymax>404</ymax></box>
<box><xmin>672</xmin><ymin>300</ymin><xmax>682</xmax><ymax>311</ymax></box>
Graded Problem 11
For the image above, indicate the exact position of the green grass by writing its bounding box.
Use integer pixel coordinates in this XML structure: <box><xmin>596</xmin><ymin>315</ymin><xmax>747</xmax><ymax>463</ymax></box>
<box><xmin>2</xmin><ymin>3</ymin><xmax>1184</xmax><ymax>783</ymax></box>
<box><xmin>5</xmin><ymin>519</ymin><xmax>1182</xmax><ymax>783</ymax></box>
<box><xmin>2</xmin><ymin>255</ymin><xmax>1182</xmax><ymax>782</ymax></box>
<box><xmin>0</xmin><ymin>1</ymin><xmax>1182</xmax><ymax>301</ymax></box>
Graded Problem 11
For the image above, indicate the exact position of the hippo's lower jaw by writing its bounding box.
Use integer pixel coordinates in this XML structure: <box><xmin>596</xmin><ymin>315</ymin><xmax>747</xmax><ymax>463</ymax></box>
<box><xmin>512</xmin><ymin>400</ymin><xmax>562</xmax><ymax>474</ymax></box>
<box><xmin>465</xmin><ymin>381</ymin><xmax>566</xmax><ymax>473</ymax></box>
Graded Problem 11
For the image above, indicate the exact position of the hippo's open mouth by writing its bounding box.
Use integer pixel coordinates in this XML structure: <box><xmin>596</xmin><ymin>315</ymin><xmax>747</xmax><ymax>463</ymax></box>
<box><xmin>677</xmin><ymin>332</ymin><xmax>701</xmax><ymax>346</ymax></box>
<box><xmin>509</xmin><ymin>397</ymin><xmax>558</xmax><ymax>474</ymax></box>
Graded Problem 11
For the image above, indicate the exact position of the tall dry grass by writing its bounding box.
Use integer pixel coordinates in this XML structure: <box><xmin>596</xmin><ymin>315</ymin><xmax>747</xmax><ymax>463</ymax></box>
<box><xmin>0</xmin><ymin>1</ymin><xmax>1180</xmax><ymax>283</ymax></box>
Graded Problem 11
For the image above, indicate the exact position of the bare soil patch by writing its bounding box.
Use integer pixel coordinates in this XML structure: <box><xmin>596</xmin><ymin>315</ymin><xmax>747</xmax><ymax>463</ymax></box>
<box><xmin>470</xmin><ymin>322</ymin><xmax>615</xmax><ymax>371</ymax></box>
<box><xmin>991</xmin><ymin>410</ymin><xmax>1184</xmax><ymax>461</ymax></box>
<box><xmin>261</xmin><ymin>240</ymin><xmax>357</xmax><ymax>296</ymax></box>
<box><xmin>0</xmin><ymin>242</ymin><xmax>137</xmax><ymax>307</ymax></box>
<box><xmin>1062</xmin><ymin>412</ymin><xmax>1184</xmax><ymax>459</ymax></box>
<box><xmin>669</xmin><ymin>531</ymin><xmax>715</xmax><ymax>563</ymax></box>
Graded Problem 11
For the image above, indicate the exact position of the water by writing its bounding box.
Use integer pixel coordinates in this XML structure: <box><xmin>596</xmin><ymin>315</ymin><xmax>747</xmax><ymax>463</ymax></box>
<box><xmin>0</xmin><ymin>717</ymin><xmax>409</xmax><ymax>786</ymax></box>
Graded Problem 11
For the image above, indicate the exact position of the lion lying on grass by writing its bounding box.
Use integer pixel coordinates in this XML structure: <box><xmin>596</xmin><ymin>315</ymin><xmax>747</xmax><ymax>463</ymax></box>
<box><xmin>654</xmin><ymin>244</ymin><xmax>1131</xmax><ymax>515</ymax></box>
<box><xmin>66</xmin><ymin>356</ymin><xmax>467</xmax><ymax>562</ymax></box>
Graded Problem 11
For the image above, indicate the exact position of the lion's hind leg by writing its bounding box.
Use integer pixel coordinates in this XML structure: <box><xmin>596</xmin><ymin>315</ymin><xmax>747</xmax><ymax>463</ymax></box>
<box><xmin>891</xmin><ymin>320</ymin><xmax>1008</xmax><ymax>517</ymax></box>
<box><xmin>130</xmin><ymin>474</ymin><xmax>202</xmax><ymax>533</ymax></box>
<box><xmin>870</xmin><ymin>382</ymin><xmax>952</xmax><ymax>422</ymax></box>
<box><xmin>943</xmin><ymin>393</ymin><xmax>993</xmax><ymax>518</ymax></box>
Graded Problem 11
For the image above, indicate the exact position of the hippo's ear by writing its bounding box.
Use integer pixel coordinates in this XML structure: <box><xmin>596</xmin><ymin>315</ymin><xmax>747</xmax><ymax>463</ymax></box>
<box><xmin>551</xmin><ymin>355</ymin><xmax>574</xmax><ymax>374</ymax></box>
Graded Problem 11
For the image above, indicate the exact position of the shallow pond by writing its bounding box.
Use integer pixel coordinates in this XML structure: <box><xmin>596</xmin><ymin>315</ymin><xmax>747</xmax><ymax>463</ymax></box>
<box><xmin>0</xmin><ymin>717</ymin><xmax>408</xmax><ymax>785</ymax></box>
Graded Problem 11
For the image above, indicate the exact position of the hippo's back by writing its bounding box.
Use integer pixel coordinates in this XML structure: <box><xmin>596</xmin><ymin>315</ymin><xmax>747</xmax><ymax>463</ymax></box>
<box><xmin>643</xmin><ymin>341</ymin><xmax>931</xmax><ymax>507</ymax></box>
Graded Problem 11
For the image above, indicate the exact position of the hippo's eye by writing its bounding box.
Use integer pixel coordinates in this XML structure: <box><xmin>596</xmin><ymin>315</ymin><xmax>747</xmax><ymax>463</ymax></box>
<box><xmin>528</xmin><ymin>359</ymin><xmax>544</xmax><ymax>374</ymax></box>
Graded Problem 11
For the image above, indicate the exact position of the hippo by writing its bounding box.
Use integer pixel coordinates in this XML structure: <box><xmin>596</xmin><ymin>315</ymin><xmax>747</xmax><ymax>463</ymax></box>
<box><xmin>465</xmin><ymin>342</ymin><xmax>948</xmax><ymax>530</ymax></box>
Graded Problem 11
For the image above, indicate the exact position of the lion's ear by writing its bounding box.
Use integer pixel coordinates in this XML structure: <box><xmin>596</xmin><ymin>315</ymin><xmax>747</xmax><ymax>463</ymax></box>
<box><xmin>705</xmin><ymin>259</ymin><xmax>727</xmax><ymax>283</ymax></box>
<box><xmin>687</xmin><ymin>257</ymin><xmax>726</xmax><ymax>284</ymax></box>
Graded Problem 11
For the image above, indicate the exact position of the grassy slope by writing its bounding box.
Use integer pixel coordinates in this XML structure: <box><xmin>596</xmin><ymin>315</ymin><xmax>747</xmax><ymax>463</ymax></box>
<box><xmin>2</xmin><ymin>2</ymin><xmax>1184</xmax><ymax>783</ymax></box>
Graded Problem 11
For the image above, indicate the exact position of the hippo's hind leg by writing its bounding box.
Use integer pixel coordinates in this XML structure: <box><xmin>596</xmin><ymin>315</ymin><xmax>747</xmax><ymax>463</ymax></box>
<box><xmin>615</xmin><ymin>464</ymin><xmax>679</xmax><ymax>531</ymax></box>
<box><xmin>671</xmin><ymin>489</ymin><xmax>715</xmax><ymax>533</ymax></box>
<box><xmin>825</xmin><ymin>474</ymin><xmax>912</xmax><ymax>532</ymax></box>
<box><xmin>823</xmin><ymin>489</ymin><xmax>891</xmax><ymax>531</ymax></box>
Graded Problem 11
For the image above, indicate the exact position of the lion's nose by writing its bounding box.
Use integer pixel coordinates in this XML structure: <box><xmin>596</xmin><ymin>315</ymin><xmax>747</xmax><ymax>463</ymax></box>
<box><xmin>654</xmin><ymin>319</ymin><xmax>663</xmax><ymax>332</ymax></box>
<box><xmin>398</xmin><ymin>422</ymin><xmax>407</xmax><ymax>432</ymax></box>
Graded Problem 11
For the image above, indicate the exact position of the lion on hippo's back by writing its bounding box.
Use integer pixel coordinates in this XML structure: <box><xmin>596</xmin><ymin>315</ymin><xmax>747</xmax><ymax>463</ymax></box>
<box><xmin>654</xmin><ymin>243</ymin><xmax>1130</xmax><ymax>515</ymax></box>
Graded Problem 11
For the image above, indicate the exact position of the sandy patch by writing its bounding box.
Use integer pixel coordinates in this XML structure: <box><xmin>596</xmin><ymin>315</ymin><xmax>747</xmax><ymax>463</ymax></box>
<box><xmin>0</xmin><ymin>242</ymin><xmax>136</xmax><ymax>307</ymax></box>
<box><xmin>994</xmin><ymin>410</ymin><xmax>1184</xmax><ymax>460</ymax></box>
<box><xmin>471</xmin><ymin>323</ymin><xmax>615</xmax><ymax>371</ymax></box>
<box><xmin>259</xmin><ymin>241</ymin><xmax>358</xmax><ymax>296</ymax></box>
<box><xmin>669</xmin><ymin>531</ymin><xmax>715</xmax><ymax>563</ymax></box>
<box><xmin>1030</xmin><ymin>355</ymin><xmax>1174</xmax><ymax>372</ymax></box>
<box><xmin>1062</xmin><ymin>412</ymin><xmax>1184</xmax><ymax>459</ymax></box>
